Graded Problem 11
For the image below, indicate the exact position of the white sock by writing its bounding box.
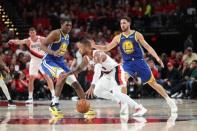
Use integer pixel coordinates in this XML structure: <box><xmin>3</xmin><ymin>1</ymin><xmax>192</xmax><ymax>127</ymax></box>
<box><xmin>113</xmin><ymin>91</ymin><xmax>138</xmax><ymax>108</ymax></box>
<box><xmin>52</xmin><ymin>96</ymin><xmax>59</xmax><ymax>105</ymax></box>
<box><xmin>50</xmin><ymin>89</ymin><xmax>55</xmax><ymax>98</ymax></box>
<box><xmin>0</xmin><ymin>79</ymin><xmax>11</xmax><ymax>100</ymax></box>
<box><xmin>165</xmin><ymin>96</ymin><xmax>172</xmax><ymax>103</ymax></box>
<box><xmin>29</xmin><ymin>92</ymin><xmax>33</xmax><ymax>99</ymax></box>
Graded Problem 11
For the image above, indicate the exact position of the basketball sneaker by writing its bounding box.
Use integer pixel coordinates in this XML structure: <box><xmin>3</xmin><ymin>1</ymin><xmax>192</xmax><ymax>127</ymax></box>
<box><xmin>25</xmin><ymin>98</ymin><xmax>33</xmax><ymax>104</ymax></box>
<box><xmin>49</xmin><ymin>103</ymin><xmax>63</xmax><ymax>116</ymax></box>
<box><xmin>8</xmin><ymin>100</ymin><xmax>16</xmax><ymax>107</ymax></box>
<box><xmin>167</xmin><ymin>99</ymin><xmax>178</xmax><ymax>113</ymax></box>
<box><xmin>133</xmin><ymin>104</ymin><xmax>147</xmax><ymax>117</ymax></box>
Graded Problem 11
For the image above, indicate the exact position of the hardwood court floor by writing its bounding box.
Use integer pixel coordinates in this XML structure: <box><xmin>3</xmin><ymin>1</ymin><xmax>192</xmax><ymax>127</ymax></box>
<box><xmin>0</xmin><ymin>99</ymin><xmax>197</xmax><ymax>131</ymax></box>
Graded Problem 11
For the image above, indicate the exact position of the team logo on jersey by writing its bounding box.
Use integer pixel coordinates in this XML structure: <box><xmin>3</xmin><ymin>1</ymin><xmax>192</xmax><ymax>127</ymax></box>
<box><xmin>59</xmin><ymin>43</ymin><xmax>68</xmax><ymax>55</ymax></box>
<box><xmin>122</xmin><ymin>40</ymin><xmax>134</xmax><ymax>54</ymax></box>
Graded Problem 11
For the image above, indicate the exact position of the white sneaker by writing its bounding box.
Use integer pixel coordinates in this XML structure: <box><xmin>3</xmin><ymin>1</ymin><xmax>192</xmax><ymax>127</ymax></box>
<box><xmin>171</xmin><ymin>92</ymin><xmax>179</xmax><ymax>98</ymax></box>
<box><xmin>176</xmin><ymin>92</ymin><xmax>183</xmax><ymax>98</ymax></box>
<box><xmin>133</xmin><ymin>117</ymin><xmax>147</xmax><ymax>123</ymax></box>
<box><xmin>120</xmin><ymin>103</ymin><xmax>129</xmax><ymax>114</ymax></box>
<box><xmin>133</xmin><ymin>104</ymin><xmax>147</xmax><ymax>117</ymax></box>
<box><xmin>71</xmin><ymin>96</ymin><xmax>78</xmax><ymax>101</ymax></box>
<box><xmin>167</xmin><ymin>99</ymin><xmax>178</xmax><ymax>113</ymax></box>
<box><xmin>167</xmin><ymin>113</ymin><xmax>178</xmax><ymax>128</ymax></box>
<box><xmin>25</xmin><ymin>98</ymin><xmax>33</xmax><ymax>104</ymax></box>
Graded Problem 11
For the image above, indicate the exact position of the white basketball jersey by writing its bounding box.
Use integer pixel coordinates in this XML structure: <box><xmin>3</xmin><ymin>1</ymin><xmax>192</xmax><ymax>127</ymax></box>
<box><xmin>27</xmin><ymin>36</ymin><xmax>45</xmax><ymax>59</ymax></box>
<box><xmin>87</xmin><ymin>50</ymin><xmax>118</xmax><ymax>72</ymax></box>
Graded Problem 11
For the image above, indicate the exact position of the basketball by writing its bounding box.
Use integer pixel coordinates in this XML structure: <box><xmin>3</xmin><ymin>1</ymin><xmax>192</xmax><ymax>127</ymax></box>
<box><xmin>76</xmin><ymin>99</ymin><xmax>90</xmax><ymax>113</ymax></box>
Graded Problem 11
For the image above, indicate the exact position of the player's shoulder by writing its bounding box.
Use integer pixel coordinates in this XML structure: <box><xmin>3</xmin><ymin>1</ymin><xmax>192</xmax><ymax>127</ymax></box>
<box><xmin>50</xmin><ymin>29</ymin><xmax>60</xmax><ymax>35</ymax></box>
<box><xmin>134</xmin><ymin>30</ymin><xmax>143</xmax><ymax>41</ymax></box>
<box><xmin>113</xmin><ymin>33</ymin><xmax>122</xmax><ymax>43</ymax></box>
<box><xmin>114</xmin><ymin>33</ymin><xmax>122</xmax><ymax>39</ymax></box>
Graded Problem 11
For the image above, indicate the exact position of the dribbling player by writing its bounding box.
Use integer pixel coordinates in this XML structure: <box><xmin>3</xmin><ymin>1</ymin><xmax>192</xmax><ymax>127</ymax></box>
<box><xmin>66</xmin><ymin>38</ymin><xmax>147</xmax><ymax>116</ymax></box>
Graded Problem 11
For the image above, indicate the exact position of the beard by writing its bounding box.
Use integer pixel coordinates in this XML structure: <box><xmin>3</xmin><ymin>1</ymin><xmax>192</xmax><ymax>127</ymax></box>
<box><xmin>121</xmin><ymin>26</ymin><xmax>129</xmax><ymax>32</ymax></box>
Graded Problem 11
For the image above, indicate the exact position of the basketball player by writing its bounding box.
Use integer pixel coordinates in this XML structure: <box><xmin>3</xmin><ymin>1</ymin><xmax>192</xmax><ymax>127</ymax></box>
<box><xmin>91</xmin><ymin>16</ymin><xmax>177</xmax><ymax>113</ymax></box>
<box><xmin>8</xmin><ymin>27</ymin><xmax>55</xmax><ymax>103</ymax></box>
<box><xmin>40</xmin><ymin>18</ymin><xmax>86</xmax><ymax>115</ymax></box>
<box><xmin>65</xmin><ymin>38</ymin><xmax>147</xmax><ymax>116</ymax></box>
<box><xmin>0</xmin><ymin>52</ymin><xmax>15</xmax><ymax>107</ymax></box>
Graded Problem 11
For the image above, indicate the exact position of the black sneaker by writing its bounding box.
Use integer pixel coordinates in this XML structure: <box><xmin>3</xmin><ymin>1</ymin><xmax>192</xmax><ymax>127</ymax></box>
<box><xmin>49</xmin><ymin>103</ymin><xmax>63</xmax><ymax>116</ymax></box>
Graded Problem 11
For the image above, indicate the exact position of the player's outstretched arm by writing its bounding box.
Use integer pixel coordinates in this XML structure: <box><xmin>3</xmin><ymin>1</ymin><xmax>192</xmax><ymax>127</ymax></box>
<box><xmin>40</xmin><ymin>30</ymin><xmax>60</xmax><ymax>56</ymax></box>
<box><xmin>8</xmin><ymin>38</ymin><xmax>28</xmax><ymax>45</ymax></box>
<box><xmin>91</xmin><ymin>35</ymin><xmax>119</xmax><ymax>52</ymax></box>
<box><xmin>136</xmin><ymin>32</ymin><xmax>164</xmax><ymax>68</ymax></box>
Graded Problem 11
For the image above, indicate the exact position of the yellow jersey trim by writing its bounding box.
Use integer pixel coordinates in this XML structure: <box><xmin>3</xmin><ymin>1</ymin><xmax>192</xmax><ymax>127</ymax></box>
<box><xmin>122</xmin><ymin>30</ymin><xmax>135</xmax><ymax>38</ymax></box>
<box><xmin>145</xmin><ymin>73</ymin><xmax>156</xmax><ymax>84</ymax></box>
<box><xmin>60</xmin><ymin>30</ymin><xmax>68</xmax><ymax>39</ymax></box>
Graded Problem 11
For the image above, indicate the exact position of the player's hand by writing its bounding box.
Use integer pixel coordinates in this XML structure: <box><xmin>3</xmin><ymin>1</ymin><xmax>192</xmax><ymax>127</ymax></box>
<box><xmin>86</xmin><ymin>85</ymin><xmax>95</xmax><ymax>99</ymax></box>
<box><xmin>8</xmin><ymin>39</ymin><xmax>16</xmax><ymax>44</ymax></box>
<box><xmin>157</xmin><ymin>59</ymin><xmax>164</xmax><ymax>68</ymax></box>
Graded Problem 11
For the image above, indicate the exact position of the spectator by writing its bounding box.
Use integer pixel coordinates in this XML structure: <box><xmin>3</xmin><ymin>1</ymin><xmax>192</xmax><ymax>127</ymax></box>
<box><xmin>163</xmin><ymin>62</ymin><xmax>181</xmax><ymax>91</ymax></box>
<box><xmin>182</xmin><ymin>47</ymin><xmax>197</xmax><ymax>65</ymax></box>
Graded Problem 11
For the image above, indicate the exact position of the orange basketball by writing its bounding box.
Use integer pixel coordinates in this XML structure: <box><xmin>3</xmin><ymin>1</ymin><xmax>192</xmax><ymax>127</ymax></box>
<box><xmin>76</xmin><ymin>99</ymin><xmax>90</xmax><ymax>113</ymax></box>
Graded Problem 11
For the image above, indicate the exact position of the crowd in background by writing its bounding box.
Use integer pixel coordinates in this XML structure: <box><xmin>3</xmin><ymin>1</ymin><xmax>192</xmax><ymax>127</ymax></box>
<box><xmin>0</xmin><ymin>0</ymin><xmax>197</xmax><ymax>100</ymax></box>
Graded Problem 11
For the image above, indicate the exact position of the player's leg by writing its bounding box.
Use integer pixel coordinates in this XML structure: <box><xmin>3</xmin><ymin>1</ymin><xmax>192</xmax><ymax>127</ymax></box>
<box><xmin>40</xmin><ymin>60</ymin><xmax>62</xmax><ymax>114</ymax></box>
<box><xmin>113</xmin><ymin>66</ymin><xmax>147</xmax><ymax>116</ymax></box>
<box><xmin>51</xmin><ymin>68</ymin><xmax>86</xmax><ymax>105</ymax></box>
<box><xmin>26</xmin><ymin>59</ymin><xmax>38</xmax><ymax>103</ymax></box>
<box><xmin>137</xmin><ymin>60</ymin><xmax>177</xmax><ymax>113</ymax></box>
<box><xmin>46</xmin><ymin>61</ymin><xmax>85</xmax><ymax>115</ymax></box>
<box><xmin>148</xmin><ymin>79</ymin><xmax>177</xmax><ymax>112</ymax></box>
<box><xmin>42</xmin><ymin>74</ymin><xmax>55</xmax><ymax>98</ymax></box>
<box><xmin>113</xmin><ymin>86</ymin><xmax>147</xmax><ymax>116</ymax></box>
<box><xmin>93</xmin><ymin>75</ymin><xmax>120</xmax><ymax>102</ymax></box>
<box><xmin>26</xmin><ymin>75</ymin><xmax>35</xmax><ymax>103</ymax></box>
<box><xmin>49</xmin><ymin>73</ymin><xmax>86</xmax><ymax>115</ymax></box>
<box><xmin>0</xmin><ymin>78</ymin><xmax>15</xmax><ymax>106</ymax></box>
<box><xmin>65</xmin><ymin>74</ymin><xmax>86</xmax><ymax>99</ymax></box>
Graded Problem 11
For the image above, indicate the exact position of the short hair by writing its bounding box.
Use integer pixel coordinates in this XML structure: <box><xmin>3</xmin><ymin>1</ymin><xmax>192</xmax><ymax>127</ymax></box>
<box><xmin>61</xmin><ymin>18</ymin><xmax>72</xmax><ymax>24</ymax></box>
<box><xmin>80</xmin><ymin>38</ymin><xmax>91</xmax><ymax>46</ymax></box>
<box><xmin>29</xmin><ymin>27</ymin><xmax>36</xmax><ymax>32</ymax></box>
<box><xmin>120</xmin><ymin>16</ymin><xmax>131</xmax><ymax>23</ymax></box>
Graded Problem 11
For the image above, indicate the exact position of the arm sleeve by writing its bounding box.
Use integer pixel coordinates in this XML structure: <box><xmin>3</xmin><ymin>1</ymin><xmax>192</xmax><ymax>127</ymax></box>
<box><xmin>91</xmin><ymin>63</ymin><xmax>102</xmax><ymax>85</ymax></box>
